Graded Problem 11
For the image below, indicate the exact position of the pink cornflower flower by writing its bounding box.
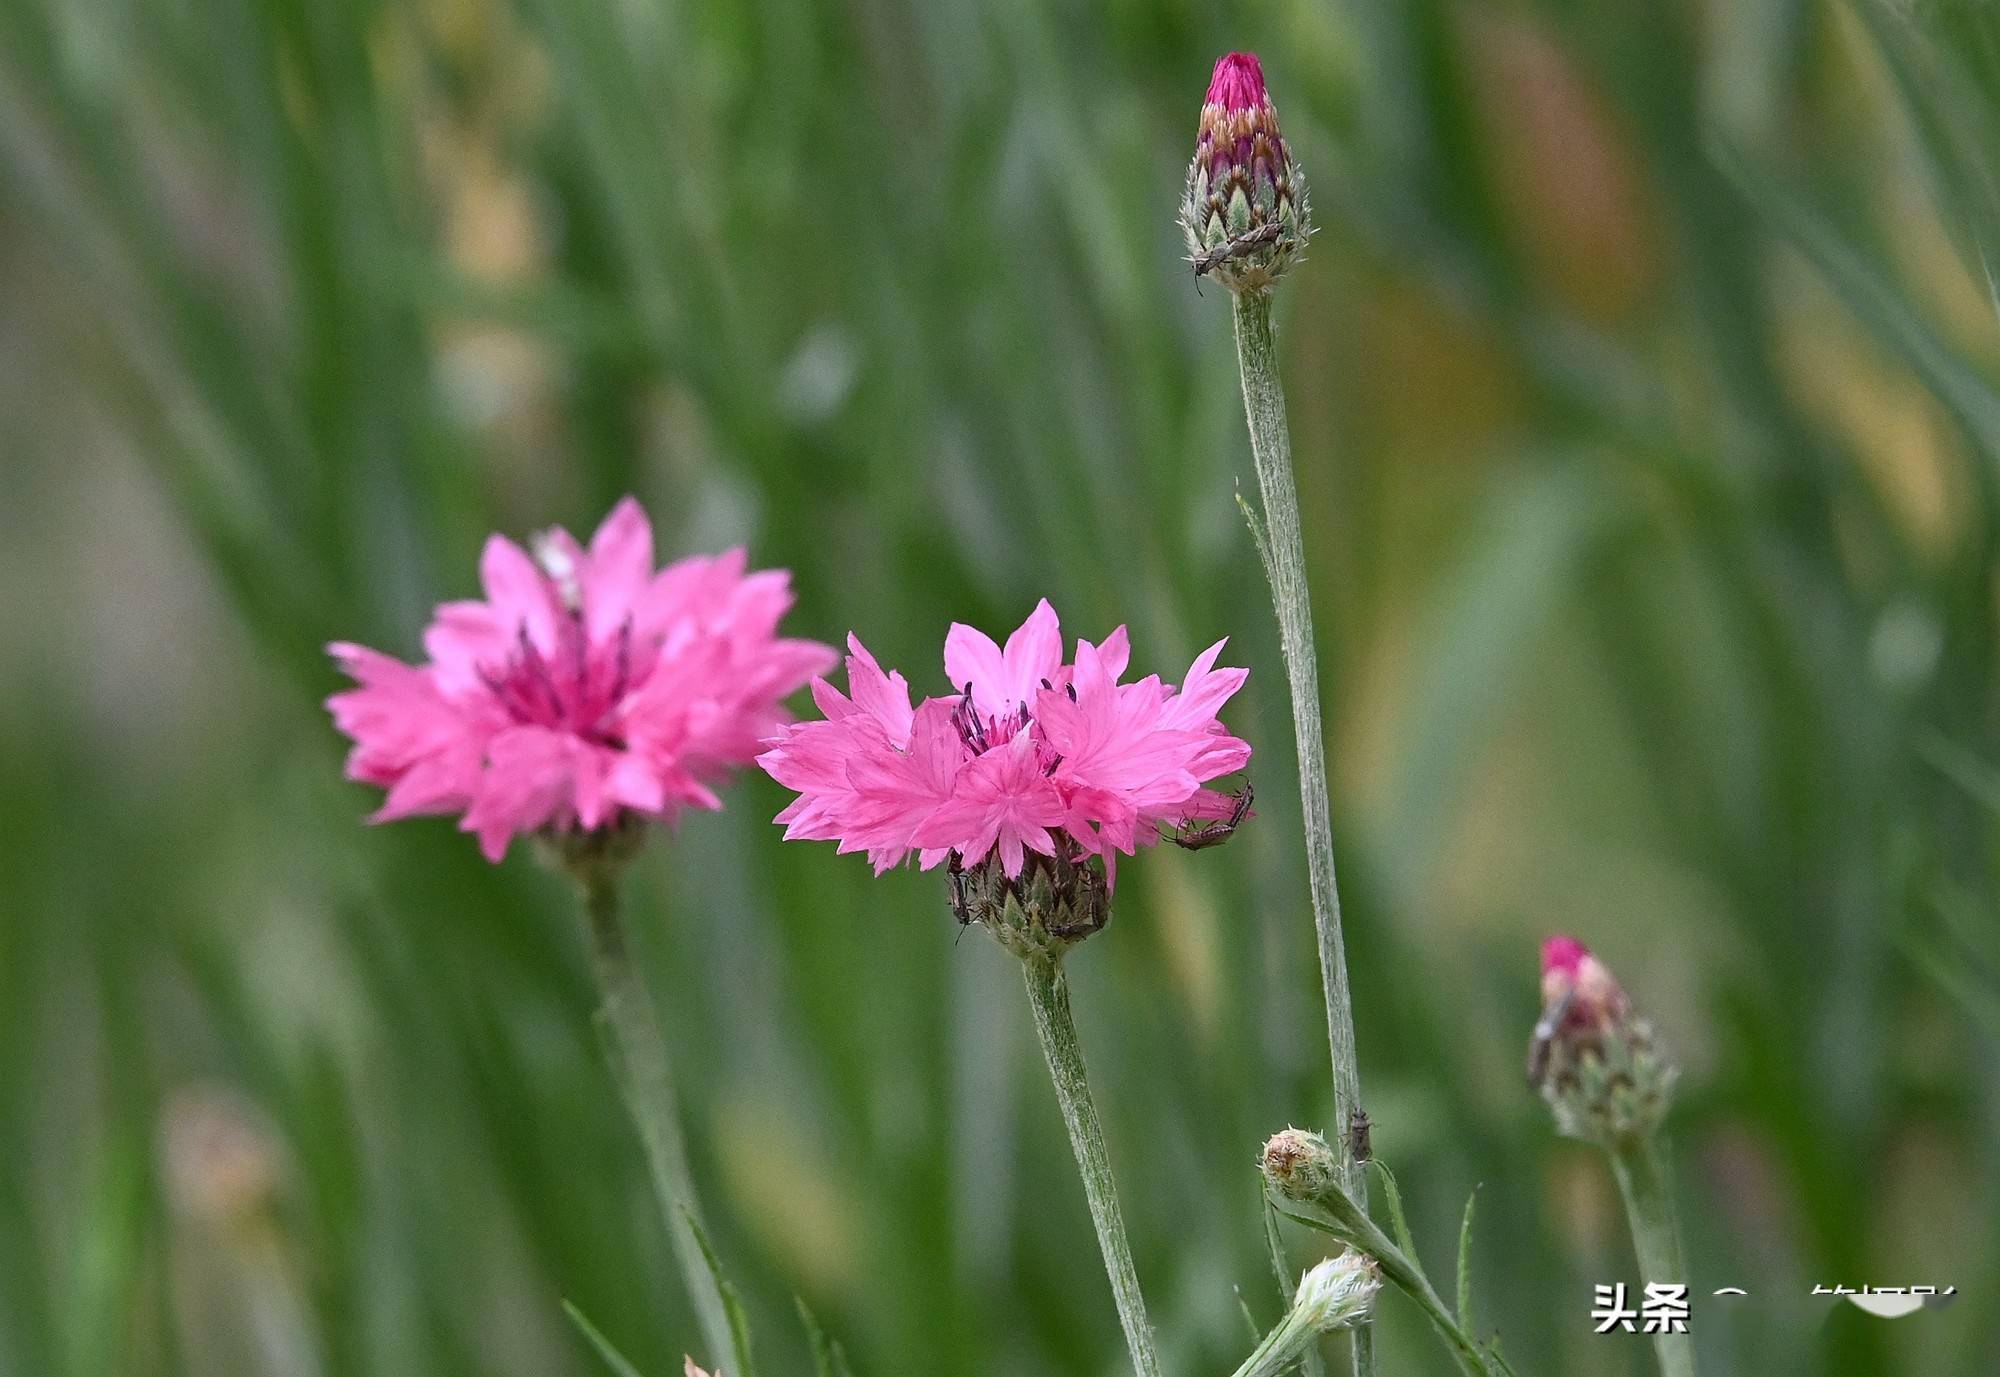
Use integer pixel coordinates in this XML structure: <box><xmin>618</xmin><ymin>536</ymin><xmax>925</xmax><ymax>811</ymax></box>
<box><xmin>326</xmin><ymin>498</ymin><xmax>834</xmax><ymax>861</ymax></box>
<box><xmin>755</xmin><ymin>600</ymin><xmax>1251</xmax><ymax>889</ymax></box>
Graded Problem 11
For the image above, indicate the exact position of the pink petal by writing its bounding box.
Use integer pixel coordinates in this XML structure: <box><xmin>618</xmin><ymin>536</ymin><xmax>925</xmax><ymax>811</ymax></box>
<box><xmin>479</xmin><ymin>535</ymin><xmax>560</xmax><ymax>652</ymax></box>
<box><xmin>1097</xmin><ymin>625</ymin><xmax>1131</xmax><ymax>681</ymax></box>
<box><xmin>943</xmin><ymin>622</ymin><xmax>1009</xmax><ymax>715</ymax></box>
<box><xmin>582</xmin><ymin>496</ymin><xmax>656</xmax><ymax>638</ymax></box>
<box><xmin>1161</xmin><ymin>639</ymin><xmax>1248</xmax><ymax>728</ymax></box>
<box><xmin>844</xmin><ymin>635</ymin><xmax>915</xmax><ymax>746</ymax></box>
<box><xmin>1001</xmin><ymin>599</ymin><xmax>1063</xmax><ymax>701</ymax></box>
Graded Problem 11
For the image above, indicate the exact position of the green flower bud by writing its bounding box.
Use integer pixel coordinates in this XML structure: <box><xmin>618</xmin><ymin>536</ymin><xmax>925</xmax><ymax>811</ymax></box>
<box><xmin>1292</xmin><ymin>1251</ymin><xmax>1382</xmax><ymax>1333</ymax></box>
<box><xmin>1260</xmin><ymin>1126</ymin><xmax>1342</xmax><ymax>1205</ymax></box>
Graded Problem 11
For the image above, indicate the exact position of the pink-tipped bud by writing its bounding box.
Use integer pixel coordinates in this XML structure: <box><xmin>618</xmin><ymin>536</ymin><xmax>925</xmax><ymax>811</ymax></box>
<box><xmin>1181</xmin><ymin>52</ymin><xmax>1311</xmax><ymax>293</ymax></box>
<box><xmin>1539</xmin><ymin>934</ymin><xmax>1630</xmax><ymax>1027</ymax></box>
<box><xmin>1528</xmin><ymin>936</ymin><xmax>1675</xmax><ymax>1146</ymax></box>
<box><xmin>1199</xmin><ymin>55</ymin><xmax>1291</xmax><ymax>192</ymax></box>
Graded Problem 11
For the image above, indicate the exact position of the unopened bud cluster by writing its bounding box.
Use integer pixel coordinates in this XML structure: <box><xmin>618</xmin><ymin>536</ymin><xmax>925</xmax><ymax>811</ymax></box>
<box><xmin>1291</xmin><ymin>1251</ymin><xmax>1381</xmax><ymax>1335</ymax></box>
<box><xmin>1232</xmin><ymin>1250</ymin><xmax>1379</xmax><ymax>1377</ymax></box>
<box><xmin>1260</xmin><ymin>1126</ymin><xmax>1342</xmax><ymax>1206</ymax></box>
<box><xmin>948</xmin><ymin>848</ymin><xmax>1110</xmax><ymax>963</ymax></box>
<box><xmin>1181</xmin><ymin>52</ymin><xmax>1312</xmax><ymax>294</ymax></box>
<box><xmin>1528</xmin><ymin>936</ymin><xmax>1676</xmax><ymax>1147</ymax></box>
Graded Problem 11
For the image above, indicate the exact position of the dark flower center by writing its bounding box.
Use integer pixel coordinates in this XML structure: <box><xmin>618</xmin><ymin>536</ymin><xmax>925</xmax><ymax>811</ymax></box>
<box><xmin>480</xmin><ymin>614</ymin><xmax>652</xmax><ymax>747</ymax></box>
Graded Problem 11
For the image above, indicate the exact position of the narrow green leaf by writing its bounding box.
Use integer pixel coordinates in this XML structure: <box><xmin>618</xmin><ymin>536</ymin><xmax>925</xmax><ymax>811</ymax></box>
<box><xmin>1235</xmin><ymin>1287</ymin><xmax>1263</xmax><ymax>1346</ymax></box>
<box><xmin>1262</xmin><ymin>1191</ymin><xmax>1297</xmax><ymax>1300</ymax></box>
<box><xmin>1455</xmin><ymin>1185</ymin><xmax>1481</xmax><ymax>1330</ymax></box>
<box><xmin>1368</xmin><ymin>1160</ymin><xmax>1419</xmax><ymax>1264</ymax></box>
<box><xmin>1234</xmin><ymin>484</ymin><xmax>1280</xmax><ymax>592</ymax></box>
<box><xmin>562</xmin><ymin>1301</ymin><xmax>650</xmax><ymax>1377</ymax></box>
<box><xmin>796</xmin><ymin>1298</ymin><xmax>856</xmax><ymax>1377</ymax></box>
<box><xmin>684</xmin><ymin>1210</ymin><xmax>756</xmax><ymax>1377</ymax></box>
<box><xmin>1270</xmin><ymin>1201</ymin><xmax>1354</xmax><ymax>1243</ymax></box>
<box><xmin>1262</xmin><ymin>1194</ymin><xmax>1327</xmax><ymax>1377</ymax></box>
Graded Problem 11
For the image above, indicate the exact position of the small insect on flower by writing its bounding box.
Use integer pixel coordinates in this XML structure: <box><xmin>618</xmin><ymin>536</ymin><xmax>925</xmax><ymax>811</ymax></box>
<box><xmin>1168</xmin><ymin>781</ymin><xmax>1252</xmax><ymax>850</ymax></box>
<box><xmin>1190</xmin><ymin>223</ymin><xmax>1284</xmax><ymax>293</ymax></box>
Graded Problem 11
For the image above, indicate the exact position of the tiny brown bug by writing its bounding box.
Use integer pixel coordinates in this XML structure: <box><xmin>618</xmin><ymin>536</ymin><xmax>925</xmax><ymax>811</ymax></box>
<box><xmin>1347</xmin><ymin>1106</ymin><xmax>1372</xmax><ymax>1164</ymax></box>
<box><xmin>1168</xmin><ymin>782</ymin><xmax>1252</xmax><ymax>851</ymax></box>
<box><xmin>1191</xmin><ymin>221</ymin><xmax>1285</xmax><ymax>279</ymax></box>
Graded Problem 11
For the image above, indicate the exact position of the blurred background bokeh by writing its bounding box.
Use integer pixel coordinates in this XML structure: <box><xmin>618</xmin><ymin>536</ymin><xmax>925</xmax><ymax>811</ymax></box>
<box><xmin>4</xmin><ymin>0</ymin><xmax>1999</xmax><ymax>1373</ymax></box>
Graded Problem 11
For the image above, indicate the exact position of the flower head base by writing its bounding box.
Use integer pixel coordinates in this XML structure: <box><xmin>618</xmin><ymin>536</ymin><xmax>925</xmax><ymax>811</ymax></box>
<box><xmin>1181</xmin><ymin>52</ymin><xmax>1312</xmax><ymax>294</ymax></box>
<box><xmin>950</xmin><ymin>846</ymin><xmax>1110</xmax><ymax>962</ymax></box>
<box><xmin>327</xmin><ymin>498</ymin><xmax>834</xmax><ymax>862</ymax></box>
<box><xmin>757</xmin><ymin>600</ymin><xmax>1252</xmax><ymax>953</ymax></box>
<box><xmin>1529</xmin><ymin>936</ymin><xmax>1676</xmax><ymax>1147</ymax></box>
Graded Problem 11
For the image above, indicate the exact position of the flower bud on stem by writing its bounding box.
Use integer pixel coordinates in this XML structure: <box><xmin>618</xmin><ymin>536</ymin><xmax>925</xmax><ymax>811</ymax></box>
<box><xmin>1530</xmin><ymin>937</ymin><xmax>1694</xmax><ymax>1377</ymax></box>
<box><xmin>1211</xmin><ymin>98</ymin><xmax>1373</xmax><ymax>1368</ymax></box>
<box><xmin>1262</xmin><ymin>1131</ymin><xmax>1510</xmax><ymax>1377</ymax></box>
<box><xmin>1182</xmin><ymin>53</ymin><xmax>1311</xmax><ymax>292</ymax></box>
<box><xmin>1231</xmin><ymin>1254</ymin><xmax>1380</xmax><ymax>1377</ymax></box>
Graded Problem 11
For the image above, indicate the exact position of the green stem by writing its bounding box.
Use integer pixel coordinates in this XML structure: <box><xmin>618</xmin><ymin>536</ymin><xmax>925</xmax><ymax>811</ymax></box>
<box><xmin>1611</xmin><ymin>1136</ymin><xmax>1697</xmax><ymax>1377</ymax></box>
<box><xmin>1231</xmin><ymin>1256</ymin><xmax>1375</xmax><ymax>1377</ymax></box>
<box><xmin>1020</xmin><ymin>955</ymin><xmax>1160</xmax><ymax>1377</ymax></box>
<box><xmin>580</xmin><ymin>872</ymin><xmax>736</xmax><ymax>1369</ymax></box>
<box><xmin>1232</xmin><ymin>287</ymin><xmax>1373</xmax><ymax>1377</ymax></box>
<box><xmin>1276</xmin><ymin>1194</ymin><xmax>1496</xmax><ymax>1377</ymax></box>
<box><xmin>1231</xmin><ymin>1302</ymin><xmax>1332</xmax><ymax>1377</ymax></box>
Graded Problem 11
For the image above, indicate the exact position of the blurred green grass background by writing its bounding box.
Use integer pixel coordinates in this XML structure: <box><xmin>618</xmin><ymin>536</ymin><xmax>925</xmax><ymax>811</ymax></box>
<box><xmin>3</xmin><ymin>0</ymin><xmax>2000</xmax><ymax>1373</ymax></box>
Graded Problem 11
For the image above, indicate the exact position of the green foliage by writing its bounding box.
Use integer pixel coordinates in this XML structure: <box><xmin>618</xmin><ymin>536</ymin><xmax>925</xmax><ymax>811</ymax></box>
<box><xmin>686</xmin><ymin>1211</ymin><xmax>757</xmax><ymax>1377</ymax></box>
<box><xmin>565</xmin><ymin>1301</ymin><xmax>654</xmax><ymax>1377</ymax></box>
<box><xmin>1454</xmin><ymin>1187</ymin><xmax>1477</xmax><ymax>1336</ymax></box>
<box><xmin>796</xmin><ymin>1298</ymin><xmax>855</xmax><ymax>1377</ymax></box>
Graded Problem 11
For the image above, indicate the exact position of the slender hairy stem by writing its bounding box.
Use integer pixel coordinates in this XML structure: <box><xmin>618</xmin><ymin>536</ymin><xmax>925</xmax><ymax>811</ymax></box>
<box><xmin>1231</xmin><ymin>1302</ymin><xmax>1332</xmax><ymax>1377</ymax></box>
<box><xmin>1020</xmin><ymin>954</ymin><xmax>1160</xmax><ymax>1377</ymax></box>
<box><xmin>580</xmin><ymin>871</ymin><xmax>736</xmax><ymax>1368</ymax></box>
<box><xmin>1232</xmin><ymin>287</ymin><xmax>1373</xmax><ymax>1376</ymax></box>
<box><xmin>1275</xmin><ymin>1194</ymin><xmax>1498</xmax><ymax>1377</ymax></box>
<box><xmin>1611</xmin><ymin>1136</ymin><xmax>1697</xmax><ymax>1377</ymax></box>
<box><xmin>1230</xmin><ymin>1255</ymin><xmax>1375</xmax><ymax>1377</ymax></box>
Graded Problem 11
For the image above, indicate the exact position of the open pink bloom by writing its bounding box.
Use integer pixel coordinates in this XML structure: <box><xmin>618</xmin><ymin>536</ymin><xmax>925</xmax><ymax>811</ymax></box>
<box><xmin>756</xmin><ymin>600</ymin><xmax>1251</xmax><ymax>884</ymax></box>
<box><xmin>327</xmin><ymin>498</ymin><xmax>834</xmax><ymax>861</ymax></box>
